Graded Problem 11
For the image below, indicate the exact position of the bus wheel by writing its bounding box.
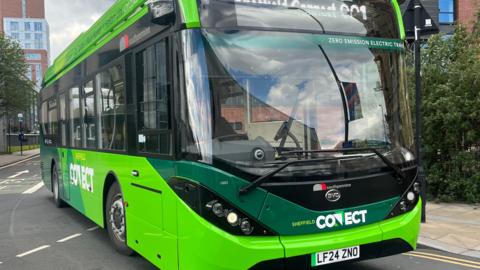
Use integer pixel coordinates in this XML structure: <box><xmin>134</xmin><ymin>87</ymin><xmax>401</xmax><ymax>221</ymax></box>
<box><xmin>52</xmin><ymin>164</ymin><xmax>65</xmax><ymax>208</ymax></box>
<box><xmin>106</xmin><ymin>182</ymin><xmax>134</xmax><ymax>256</ymax></box>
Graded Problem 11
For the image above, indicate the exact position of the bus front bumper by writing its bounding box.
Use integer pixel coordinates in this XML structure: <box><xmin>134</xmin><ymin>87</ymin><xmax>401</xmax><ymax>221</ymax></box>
<box><xmin>177</xmin><ymin>199</ymin><xmax>421</xmax><ymax>270</ymax></box>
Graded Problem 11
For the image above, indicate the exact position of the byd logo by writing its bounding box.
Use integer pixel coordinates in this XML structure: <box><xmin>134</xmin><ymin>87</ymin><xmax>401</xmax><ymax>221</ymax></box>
<box><xmin>316</xmin><ymin>210</ymin><xmax>368</xmax><ymax>229</ymax></box>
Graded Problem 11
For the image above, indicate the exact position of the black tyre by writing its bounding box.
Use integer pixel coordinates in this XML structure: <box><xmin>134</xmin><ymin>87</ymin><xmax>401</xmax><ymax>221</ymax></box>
<box><xmin>52</xmin><ymin>164</ymin><xmax>66</xmax><ymax>208</ymax></box>
<box><xmin>105</xmin><ymin>182</ymin><xmax>134</xmax><ymax>256</ymax></box>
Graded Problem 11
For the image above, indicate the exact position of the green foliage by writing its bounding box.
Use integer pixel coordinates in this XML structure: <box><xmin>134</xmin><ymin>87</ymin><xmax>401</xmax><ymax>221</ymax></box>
<box><xmin>414</xmin><ymin>24</ymin><xmax>480</xmax><ymax>203</ymax></box>
<box><xmin>0</xmin><ymin>33</ymin><xmax>35</xmax><ymax>116</ymax></box>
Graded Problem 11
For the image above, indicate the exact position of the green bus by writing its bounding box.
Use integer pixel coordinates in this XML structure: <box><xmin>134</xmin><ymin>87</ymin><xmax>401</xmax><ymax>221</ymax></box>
<box><xmin>39</xmin><ymin>0</ymin><xmax>421</xmax><ymax>269</ymax></box>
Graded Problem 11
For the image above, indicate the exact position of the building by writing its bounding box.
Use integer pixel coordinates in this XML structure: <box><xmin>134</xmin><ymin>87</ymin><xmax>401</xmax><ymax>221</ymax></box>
<box><xmin>1</xmin><ymin>0</ymin><xmax>49</xmax><ymax>89</ymax></box>
<box><xmin>402</xmin><ymin>0</ymin><xmax>480</xmax><ymax>35</ymax></box>
<box><xmin>0</xmin><ymin>0</ymin><xmax>49</xmax><ymax>146</ymax></box>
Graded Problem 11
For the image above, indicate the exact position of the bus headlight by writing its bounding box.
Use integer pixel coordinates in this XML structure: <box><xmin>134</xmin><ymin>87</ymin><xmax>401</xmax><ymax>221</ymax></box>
<box><xmin>387</xmin><ymin>181</ymin><xmax>421</xmax><ymax>219</ymax></box>
<box><xmin>169</xmin><ymin>177</ymin><xmax>275</xmax><ymax>236</ymax></box>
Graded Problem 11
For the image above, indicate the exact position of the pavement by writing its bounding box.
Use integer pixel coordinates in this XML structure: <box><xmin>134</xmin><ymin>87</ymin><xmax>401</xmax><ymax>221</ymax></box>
<box><xmin>419</xmin><ymin>202</ymin><xmax>480</xmax><ymax>259</ymax></box>
<box><xmin>0</xmin><ymin>149</ymin><xmax>40</xmax><ymax>168</ymax></box>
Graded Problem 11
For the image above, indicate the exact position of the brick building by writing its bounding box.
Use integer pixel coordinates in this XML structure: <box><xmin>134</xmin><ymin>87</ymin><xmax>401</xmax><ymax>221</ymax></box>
<box><xmin>0</xmin><ymin>0</ymin><xmax>49</xmax><ymax>145</ymax></box>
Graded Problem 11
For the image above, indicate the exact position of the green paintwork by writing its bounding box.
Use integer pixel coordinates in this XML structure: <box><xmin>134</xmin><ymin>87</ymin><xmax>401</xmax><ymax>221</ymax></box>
<box><xmin>43</xmin><ymin>0</ymin><xmax>148</xmax><ymax>87</ymax></box>
<box><xmin>392</xmin><ymin>0</ymin><xmax>406</xmax><ymax>40</ymax></box>
<box><xmin>41</xmin><ymin>146</ymin><xmax>421</xmax><ymax>269</ymax></box>
<box><xmin>178</xmin><ymin>0</ymin><xmax>201</xmax><ymax>27</ymax></box>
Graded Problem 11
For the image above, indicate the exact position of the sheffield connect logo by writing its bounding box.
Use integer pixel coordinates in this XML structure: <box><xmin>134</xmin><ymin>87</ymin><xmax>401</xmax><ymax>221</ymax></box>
<box><xmin>316</xmin><ymin>210</ymin><xmax>367</xmax><ymax>229</ymax></box>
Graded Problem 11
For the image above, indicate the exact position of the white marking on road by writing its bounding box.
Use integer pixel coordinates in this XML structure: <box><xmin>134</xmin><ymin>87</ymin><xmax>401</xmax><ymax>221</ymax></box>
<box><xmin>0</xmin><ymin>179</ymin><xmax>25</xmax><ymax>185</ymax></box>
<box><xmin>57</xmin><ymin>233</ymin><xmax>82</xmax><ymax>243</ymax></box>
<box><xmin>8</xmin><ymin>170</ymin><xmax>29</xmax><ymax>179</ymax></box>
<box><xmin>87</xmin><ymin>226</ymin><xmax>99</xmax><ymax>231</ymax></box>
<box><xmin>16</xmin><ymin>245</ymin><xmax>51</xmax><ymax>258</ymax></box>
<box><xmin>0</xmin><ymin>186</ymin><xmax>6</xmax><ymax>190</ymax></box>
<box><xmin>22</xmin><ymin>182</ymin><xmax>44</xmax><ymax>194</ymax></box>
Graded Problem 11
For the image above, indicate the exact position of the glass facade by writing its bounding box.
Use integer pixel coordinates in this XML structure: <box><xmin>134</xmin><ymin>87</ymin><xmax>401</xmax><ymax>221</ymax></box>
<box><xmin>3</xmin><ymin>17</ymin><xmax>49</xmax><ymax>90</ymax></box>
<box><xmin>3</xmin><ymin>18</ymin><xmax>49</xmax><ymax>51</ymax></box>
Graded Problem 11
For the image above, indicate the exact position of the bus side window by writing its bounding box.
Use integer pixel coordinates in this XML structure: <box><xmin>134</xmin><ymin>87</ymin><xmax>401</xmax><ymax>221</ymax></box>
<box><xmin>69</xmin><ymin>87</ymin><xmax>82</xmax><ymax>148</ymax></box>
<box><xmin>59</xmin><ymin>93</ymin><xmax>67</xmax><ymax>147</ymax></box>
<box><xmin>40</xmin><ymin>101</ymin><xmax>48</xmax><ymax>139</ymax></box>
<box><xmin>136</xmin><ymin>39</ymin><xmax>171</xmax><ymax>155</ymax></box>
<box><xmin>96</xmin><ymin>64</ymin><xmax>126</xmax><ymax>150</ymax></box>
<box><xmin>83</xmin><ymin>80</ymin><xmax>97</xmax><ymax>149</ymax></box>
<box><xmin>46</xmin><ymin>98</ymin><xmax>58</xmax><ymax>145</ymax></box>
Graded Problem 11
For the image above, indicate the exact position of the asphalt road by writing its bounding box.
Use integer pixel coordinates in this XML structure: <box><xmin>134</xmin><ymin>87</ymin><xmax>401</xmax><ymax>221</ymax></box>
<box><xmin>0</xmin><ymin>156</ymin><xmax>479</xmax><ymax>270</ymax></box>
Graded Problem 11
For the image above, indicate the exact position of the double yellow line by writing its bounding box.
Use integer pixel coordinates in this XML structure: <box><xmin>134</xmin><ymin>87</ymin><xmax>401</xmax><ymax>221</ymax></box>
<box><xmin>405</xmin><ymin>251</ymin><xmax>480</xmax><ymax>269</ymax></box>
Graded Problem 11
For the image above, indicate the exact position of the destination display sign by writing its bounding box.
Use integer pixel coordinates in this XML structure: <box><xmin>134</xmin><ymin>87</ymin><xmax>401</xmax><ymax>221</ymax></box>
<box><xmin>233</xmin><ymin>0</ymin><xmax>368</xmax><ymax>21</ymax></box>
<box><xmin>200</xmin><ymin>0</ymin><xmax>400</xmax><ymax>39</ymax></box>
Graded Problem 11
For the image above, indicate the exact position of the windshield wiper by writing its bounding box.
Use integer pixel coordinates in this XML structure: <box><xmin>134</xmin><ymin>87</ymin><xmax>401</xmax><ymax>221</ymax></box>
<box><xmin>239</xmin><ymin>155</ymin><xmax>364</xmax><ymax>195</ymax></box>
<box><xmin>239</xmin><ymin>148</ymin><xmax>406</xmax><ymax>195</ymax></box>
<box><xmin>284</xmin><ymin>148</ymin><xmax>406</xmax><ymax>180</ymax></box>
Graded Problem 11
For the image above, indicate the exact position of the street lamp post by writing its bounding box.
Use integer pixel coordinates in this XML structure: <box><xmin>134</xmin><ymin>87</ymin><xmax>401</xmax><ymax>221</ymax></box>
<box><xmin>18</xmin><ymin>113</ymin><xmax>24</xmax><ymax>156</ymax></box>
<box><xmin>414</xmin><ymin>0</ymin><xmax>427</xmax><ymax>223</ymax></box>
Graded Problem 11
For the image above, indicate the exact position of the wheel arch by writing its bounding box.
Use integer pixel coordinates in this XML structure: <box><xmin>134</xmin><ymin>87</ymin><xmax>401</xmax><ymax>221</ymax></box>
<box><xmin>49</xmin><ymin>158</ymin><xmax>58</xmax><ymax>192</ymax></box>
<box><xmin>102</xmin><ymin>171</ymin><xmax>122</xmax><ymax>228</ymax></box>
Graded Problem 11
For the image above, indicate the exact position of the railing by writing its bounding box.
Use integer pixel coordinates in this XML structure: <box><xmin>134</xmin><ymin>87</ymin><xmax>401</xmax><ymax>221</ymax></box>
<box><xmin>6</xmin><ymin>133</ymin><xmax>40</xmax><ymax>153</ymax></box>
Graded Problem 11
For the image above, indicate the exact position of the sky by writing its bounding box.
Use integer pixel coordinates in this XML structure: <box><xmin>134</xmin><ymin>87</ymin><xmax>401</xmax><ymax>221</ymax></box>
<box><xmin>45</xmin><ymin>0</ymin><xmax>115</xmax><ymax>62</ymax></box>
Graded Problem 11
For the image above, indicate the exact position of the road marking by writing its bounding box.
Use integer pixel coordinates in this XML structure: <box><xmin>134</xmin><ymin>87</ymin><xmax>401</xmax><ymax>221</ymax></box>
<box><xmin>87</xmin><ymin>226</ymin><xmax>99</xmax><ymax>231</ymax></box>
<box><xmin>0</xmin><ymin>186</ymin><xmax>6</xmax><ymax>190</ymax></box>
<box><xmin>406</xmin><ymin>253</ymin><xmax>480</xmax><ymax>269</ymax></box>
<box><xmin>57</xmin><ymin>233</ymin><xmax>82</xmax><ymax>243</ymax></box>
<box><xmin>22</xmin><ymin>182</ymin><xmax>44</xmax><ymax>194</ymax></box>
<box><xmin>8</xmin><ymin>170</ymin><xmax>29</xmax><ymax>179</ymax></box>
<box><xmin>410</xmin><ymin>251</ymin><xmax>480</xmax><ymax>266</ymax></box>
<box><xmin>16</xmin><ymin>245</ymin><xmax>51</xmax><ymax>258</ymax></box>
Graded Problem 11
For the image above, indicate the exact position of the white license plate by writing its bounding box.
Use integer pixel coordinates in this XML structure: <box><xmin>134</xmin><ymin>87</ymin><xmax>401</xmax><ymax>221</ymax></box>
<box><xmin>311</xmin><ymin>246</ymin><xmax>360</xmax><ymax>266</ymax></box>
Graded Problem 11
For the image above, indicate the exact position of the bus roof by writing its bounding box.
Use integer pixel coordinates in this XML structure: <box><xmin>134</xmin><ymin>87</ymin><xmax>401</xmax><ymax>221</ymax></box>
<box><xmin>43</xmin><ymin>0</ymin><xmax>199</xmax><ymax>88</ymax></box>
<box><xmin>43</xmin><ymin>0</ymin><xmax>403</xmax><ymax>88</ymax></box>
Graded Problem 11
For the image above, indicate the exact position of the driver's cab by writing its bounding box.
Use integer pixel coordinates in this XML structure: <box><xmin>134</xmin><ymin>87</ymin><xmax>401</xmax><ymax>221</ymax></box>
<box><xmin>211</xmin><ymin>77</ymin><xmax>321</xmax><ymax>163</ymax></box>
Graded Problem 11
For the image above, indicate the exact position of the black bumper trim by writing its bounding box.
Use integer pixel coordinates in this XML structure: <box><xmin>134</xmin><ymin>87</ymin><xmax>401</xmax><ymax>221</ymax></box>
<box><xmin>249</xmin><ymin>238</ymin><xmax>413</xmax><ymax>270</ymax></box>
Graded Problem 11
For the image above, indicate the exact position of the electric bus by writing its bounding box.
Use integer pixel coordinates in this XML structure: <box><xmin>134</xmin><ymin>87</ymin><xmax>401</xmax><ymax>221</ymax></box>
<box><xmin>39</xmin><ymin>0</ymin><xmax>421</xmax><ymax>269</ymax></box>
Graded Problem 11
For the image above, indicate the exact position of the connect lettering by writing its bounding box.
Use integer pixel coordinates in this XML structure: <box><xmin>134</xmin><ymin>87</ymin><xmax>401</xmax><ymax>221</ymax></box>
<box><xmin>69</xmin><ymin>163</ymin><xmax>94</xmax><ymax>193</ymax></box>
<box><xmin>316</xmin><ymin>210</ymin><xmax>367</xmax><ymax>229</ymax></box>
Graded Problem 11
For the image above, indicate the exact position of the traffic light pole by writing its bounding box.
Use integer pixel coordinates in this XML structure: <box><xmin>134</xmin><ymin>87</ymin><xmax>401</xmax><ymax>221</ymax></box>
<box><xmin>414</xmin><ymin>0</ymin><xmax>427</xmax><ymax>223</ymax></box>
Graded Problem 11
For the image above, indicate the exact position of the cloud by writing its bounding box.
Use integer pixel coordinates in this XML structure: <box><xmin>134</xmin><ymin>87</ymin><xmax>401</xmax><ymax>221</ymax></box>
<box><xmin>45</xmin><ymin>0</ymin><xmax>115</xmax><ymax>62</ymax></box>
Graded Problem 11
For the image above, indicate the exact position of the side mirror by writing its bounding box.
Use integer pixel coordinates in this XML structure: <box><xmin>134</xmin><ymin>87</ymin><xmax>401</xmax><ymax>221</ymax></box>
<box><xmin>148</xmin><ymin>0</ymin><xmax>175</xmax><ymax>25</ymax></box>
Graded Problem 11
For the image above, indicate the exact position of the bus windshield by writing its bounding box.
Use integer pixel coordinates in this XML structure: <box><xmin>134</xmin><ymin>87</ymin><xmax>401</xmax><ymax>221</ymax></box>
<box><xmin>180</xmin><ymin>29</ymin><xmax>414</xmax><ymax>178</ymax></box>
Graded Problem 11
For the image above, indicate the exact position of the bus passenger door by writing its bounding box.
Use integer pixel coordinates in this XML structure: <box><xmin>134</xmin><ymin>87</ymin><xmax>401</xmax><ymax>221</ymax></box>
<box><xmin>123</xmin><ymin>36</ymin><xmax>178</xmax><ymax>270</ymax></box>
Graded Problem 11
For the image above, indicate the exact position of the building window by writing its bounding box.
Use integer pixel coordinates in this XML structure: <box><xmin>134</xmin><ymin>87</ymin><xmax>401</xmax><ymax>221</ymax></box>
<box><xmin>26</xmin><ymin>65</ymin><xmax>33</xmax><ymax>80</ymax></box>
<box><xmin>10</xmin><ymin>22</ymin><xmax>19</xmax><ymax>31</ymax></box>
<box><xmin>11</xmin><ymin>32</ymin><xmax>20</xmax><ymax>40</ymax></box>
<box><xmin>24</xmin><ymin>22</ymin><xmax>31</xmax><ymax>31</ymax></box>
<box><xmin>34</xmin><ymin>33</ymin><xmax>42</xmax><ymax>40</ymax></box>
<box><xmin>34</xmin><ymin>40</ymin><xmax>43</xmax><ymax>49</ymax></box>
<box><xmin>24</xmin><ymin>43</ymin><xmax>31</xmax><ymax>49</ymax></box>
<box><xmin>35</xmin><ymin>64</ymin><xmax>42</xmax><ymax>77</ymax></box>
<box><xmin>439</xmin><ymin>0</ymin><xmax>455</xmax><ymax>24</ymax></box>
<box><xmin>34</xmin><ymin>22</ymin><xmax>42</xmax><ymax>31</ymax></box>
<box><xmin>25</xmin><ymin>33</ymin><xmax>31</xmax><ymax>40</ymax></box>
<box><xmin>25</xmin><ymin>53</ymin><xmax>41</xmax><ymax>60</ymax></box>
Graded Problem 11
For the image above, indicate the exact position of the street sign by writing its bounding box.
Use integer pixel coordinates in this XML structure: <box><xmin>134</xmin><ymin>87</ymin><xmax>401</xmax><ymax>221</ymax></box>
<box><xmin>403</xmin><ymin>0</ymin><xmax>439</xmax><ymax>40</ymax></box>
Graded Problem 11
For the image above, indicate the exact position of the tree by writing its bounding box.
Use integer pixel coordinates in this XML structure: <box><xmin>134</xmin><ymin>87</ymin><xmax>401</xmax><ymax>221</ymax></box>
<box><xmin>0</xmin><ymin>33</ymin><xmax>35</xmax><ymax>119</ymax></box>
<box><xmin>414</xmin><ymin>24</ymin><xmax>480</xmax><ymax>203</ymax></box>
